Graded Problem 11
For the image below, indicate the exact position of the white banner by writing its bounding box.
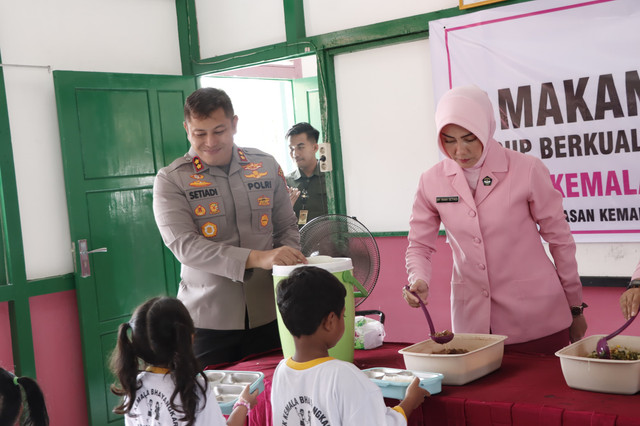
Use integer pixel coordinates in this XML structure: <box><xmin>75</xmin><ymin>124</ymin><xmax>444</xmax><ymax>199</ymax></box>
<box><xmin>429</xmin><ymin>0</ymin><xmax>640</xmax><ymax>242</ymax></box>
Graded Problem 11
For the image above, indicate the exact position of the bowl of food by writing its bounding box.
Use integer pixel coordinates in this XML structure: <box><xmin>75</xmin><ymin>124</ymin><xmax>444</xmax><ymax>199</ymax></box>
<box><xmin>555</xmin><ymin>334</ymin><xmax>640</xmax><ymax>394</ymax></box>
<box><xmin>398</xmin><ymin>333</ymin><xmax>507</xmax><ymax>385</ymax></box>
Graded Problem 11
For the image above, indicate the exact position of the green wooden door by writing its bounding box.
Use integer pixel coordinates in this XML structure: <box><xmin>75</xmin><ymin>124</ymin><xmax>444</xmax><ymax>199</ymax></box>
<box><xmin>53</xmin><ymin>71</ymin><xmax>196</xmax><ymax>426</ymax></box>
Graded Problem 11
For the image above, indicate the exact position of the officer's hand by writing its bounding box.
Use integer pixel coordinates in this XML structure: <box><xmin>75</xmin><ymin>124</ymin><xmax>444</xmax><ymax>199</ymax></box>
<box><xmin>288</xmin><ymin>187</ymin><xmax>300</xmax><ymax>206</ymax></box>
<box><xmin>246</xmin><ymin>246</ymin><xmax>307</xmax><ymax>270</ymax></box>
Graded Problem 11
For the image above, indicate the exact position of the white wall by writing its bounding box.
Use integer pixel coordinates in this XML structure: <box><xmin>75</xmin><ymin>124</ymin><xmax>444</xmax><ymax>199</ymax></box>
<box><xmin>335</xmin><ymin>39</ymin><xmax>439</xmax><ymax>233</ymax></box>
<box><xmin>196</xmin><ymin>0</ymin><xmax>287</xmax><ymax>59</ymax></box>
<box><xmin>304</xmin><ymin>0</ymin><xmax>457</xmax><ymax>36</ymax></box>
<box><xmin>0</xmin><ymin>0</ymin><xmax>182</xmax><ymax>280</ymax></box>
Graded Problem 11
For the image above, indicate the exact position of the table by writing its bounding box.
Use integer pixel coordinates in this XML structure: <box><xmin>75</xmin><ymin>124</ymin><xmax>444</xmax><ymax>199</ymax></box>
<box><xmin>208</xmin><ymin>343</ymin><xmax>640</xmax><ymax>426</ymax></box>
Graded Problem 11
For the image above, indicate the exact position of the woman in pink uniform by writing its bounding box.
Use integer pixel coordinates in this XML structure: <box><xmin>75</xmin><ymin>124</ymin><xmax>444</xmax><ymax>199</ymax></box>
<box><xmin>403</xmin><ymin>86</ymin><xmax>587</xmax><ymax>354</ymax></box>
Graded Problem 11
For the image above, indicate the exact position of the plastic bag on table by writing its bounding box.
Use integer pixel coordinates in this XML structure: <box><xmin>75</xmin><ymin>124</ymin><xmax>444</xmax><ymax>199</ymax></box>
<box><xmin>354</xmin><ymin>315</ymin><xmax>385</xmax><ymax>350</ymax></box>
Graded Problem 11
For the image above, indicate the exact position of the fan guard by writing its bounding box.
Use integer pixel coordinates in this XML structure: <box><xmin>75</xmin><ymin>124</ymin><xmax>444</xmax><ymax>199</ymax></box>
<box><xmin>299</xmin><ymin>214</ymin><xmax>380</xmax><ymax>307</ymax></box>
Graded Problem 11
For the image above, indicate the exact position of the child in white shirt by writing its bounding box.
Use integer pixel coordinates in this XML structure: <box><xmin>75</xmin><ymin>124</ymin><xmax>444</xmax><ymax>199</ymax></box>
<box><xmin>272</xmin><ymin>266</ymin><xmax>430</xmax><ymax>425</ymax></box>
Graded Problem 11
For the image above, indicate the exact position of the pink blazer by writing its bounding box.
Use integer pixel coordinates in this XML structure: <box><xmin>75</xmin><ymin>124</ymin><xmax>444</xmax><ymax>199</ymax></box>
<box><xmin>406</xmin><ymin>139</ymin><xmax>582</xmax><ymax>344</ymax></box>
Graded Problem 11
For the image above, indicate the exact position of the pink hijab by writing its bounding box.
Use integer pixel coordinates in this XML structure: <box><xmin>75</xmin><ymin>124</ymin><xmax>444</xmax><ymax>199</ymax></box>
<box><xmin>435</xmin><ymin>86</ymin><xmax>496</xmax><ymax>192</ymax></box>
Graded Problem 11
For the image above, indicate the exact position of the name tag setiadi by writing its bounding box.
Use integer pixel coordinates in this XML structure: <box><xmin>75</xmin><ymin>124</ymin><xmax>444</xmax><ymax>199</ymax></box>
<box><xmin>436</xmin><ymin>196</ymin><xmax>459</xmax><ymax>203</ymax></box>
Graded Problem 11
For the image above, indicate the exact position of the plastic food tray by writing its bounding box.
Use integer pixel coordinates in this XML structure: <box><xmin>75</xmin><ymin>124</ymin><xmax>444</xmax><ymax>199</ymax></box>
<box><xmin>204</xmin><ymin>370</ymin><xmax>265</xmax><ymax>414</ymax></box>
<box><xmin>399</xmin><ymin>333</ymin><xmax>508</xmax><ymax>385</ymax></box>
<box><xmin>362</xmin><ymin>367</ymin><xmax>443</xmax><ymax>399</ymax></box>
<box><xmin>555</xmin><ymin>334</ymin><xmax>640</xmax><ymax>394</ymax></box>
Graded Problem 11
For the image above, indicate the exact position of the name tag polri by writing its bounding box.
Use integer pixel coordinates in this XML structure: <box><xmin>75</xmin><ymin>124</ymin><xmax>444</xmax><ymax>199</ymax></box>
<box><xmin>436</xmin><ymin>196</ymin><xmax>459</xmax><ymax>203</ymax></box>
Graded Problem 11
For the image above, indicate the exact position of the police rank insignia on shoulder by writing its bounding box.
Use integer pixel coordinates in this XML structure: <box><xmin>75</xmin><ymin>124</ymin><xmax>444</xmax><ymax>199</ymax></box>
<box><xmin>237</xmin><ymin>148</ymin><xmax>248</xmax><ymax>163</ymax></box>
<box><xmin>436</xmin><ymin>196</ymin><xmax>459</xmax><ymax>203</ymax></box>
<box><xmin>192</xmin><ymin>156</ymin><xmax>204</xmax><ymax>172</ymax></box>
<box><xmin>482</xmin><ymin>176</ymin><xmax>493</xmax><ymax>186</ymax></box>
<box><xmin>277</xmin><ymin>166</ymin><xmax>287</xmax><ymax>186</ymax></box>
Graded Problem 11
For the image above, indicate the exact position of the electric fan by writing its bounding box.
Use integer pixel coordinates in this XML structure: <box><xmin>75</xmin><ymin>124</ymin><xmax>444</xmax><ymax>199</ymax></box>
<box><xmin>299</xmin><ymin>214</ymin><xmax>380</xmax><ymax>308</ymax></box>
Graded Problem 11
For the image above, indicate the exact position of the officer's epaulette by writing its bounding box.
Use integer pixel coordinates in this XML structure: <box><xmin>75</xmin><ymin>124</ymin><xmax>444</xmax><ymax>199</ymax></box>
<box><xmin>163</xmin><ymin>154</ymin><xmax>193</xmax><ymax>173</ymax></box>
<box><xmin>237</xmin><ymin>146</ymin><xmax>269</xmax><ymax>162</ymax></box>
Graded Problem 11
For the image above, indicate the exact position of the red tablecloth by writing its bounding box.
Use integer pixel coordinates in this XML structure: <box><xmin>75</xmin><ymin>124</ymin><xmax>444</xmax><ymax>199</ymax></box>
<box><xmin>208</xmin><ymin>343</ymin><xmax>640</xmax><ymax>426</ymax></box>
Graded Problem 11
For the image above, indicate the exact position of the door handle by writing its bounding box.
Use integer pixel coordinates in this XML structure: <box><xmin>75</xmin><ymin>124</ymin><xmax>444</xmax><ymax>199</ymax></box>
<box><xmin>78</xmin><ymin>239</ymin><xmax>108</xmax><ymax>278</ymax></box>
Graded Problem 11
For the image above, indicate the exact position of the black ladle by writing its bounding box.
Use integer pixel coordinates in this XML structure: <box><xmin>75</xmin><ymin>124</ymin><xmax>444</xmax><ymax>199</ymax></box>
<box><xmin>404</xmin><ymin>285</ymin><xmax>454</xmax><ymax>344</ymax></box>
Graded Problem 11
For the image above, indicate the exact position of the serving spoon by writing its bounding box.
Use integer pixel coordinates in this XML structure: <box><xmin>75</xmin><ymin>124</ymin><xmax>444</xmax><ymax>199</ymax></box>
<box><xmin>596</xmin><ymin>315</ymin><xmax>637</xmax><ymax>359</ymax></box>
<box><xmin>404</xmin><ymin>285</ymin><xmax>454</xmax><ymax>344</ymax></box>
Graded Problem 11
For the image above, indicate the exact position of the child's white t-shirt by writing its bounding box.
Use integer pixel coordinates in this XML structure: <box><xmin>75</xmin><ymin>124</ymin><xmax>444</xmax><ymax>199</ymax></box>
<box><xmin>271</xmin><ymin>357</ymin><xmax>407</xmax><ymax>426</ymax></box>
<box><xmin>124</xmin><ymin>372</ymin><xmax>225</xmax><ymax>426</ymax></box>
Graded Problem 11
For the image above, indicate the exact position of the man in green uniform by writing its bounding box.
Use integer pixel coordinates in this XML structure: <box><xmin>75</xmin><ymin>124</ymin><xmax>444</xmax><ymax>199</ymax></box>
<box><xmin>285</xmin><ymin>122</ymin><xmax>328</xmax><ymax>227</ymax></box>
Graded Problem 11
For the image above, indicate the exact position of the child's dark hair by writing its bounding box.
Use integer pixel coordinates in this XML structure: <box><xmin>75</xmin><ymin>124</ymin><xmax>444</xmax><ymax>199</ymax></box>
<box><xmin>0</xmin><ymin>368</ymin><xmax>49</xmax><ymax>426</ymax></box>
<box><xmin>276</xmin><ymin>266</ymin><xmax>346</xmax><ymax>337</ymax></box>
<box><xmin>110</xmin><ymin>297</ymin><xmax>206</xmax><ymax>426</ymax></box>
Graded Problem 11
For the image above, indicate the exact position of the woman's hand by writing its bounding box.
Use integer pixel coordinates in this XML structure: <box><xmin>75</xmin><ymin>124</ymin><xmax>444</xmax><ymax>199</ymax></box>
<box><xmin>569</xmin><ymin>314</ymin><xmax>587</xmax><ymax>343</ymax></box>
<box><xmin>620</xmin><ymin>288</ymin><xmax>640</xmax><ymax>320</ymax></box>
<box><xmin>402</xmin><ymin>280</ymin><xmax>429</xmax><ymax>308</ymax></box>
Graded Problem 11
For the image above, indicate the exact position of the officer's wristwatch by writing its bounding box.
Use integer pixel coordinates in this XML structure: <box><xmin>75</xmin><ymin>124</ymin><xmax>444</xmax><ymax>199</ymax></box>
<box><xmin>570</xmin><ymin>302</ymin><xmax>588</xmax><ymax>317</ymax></box>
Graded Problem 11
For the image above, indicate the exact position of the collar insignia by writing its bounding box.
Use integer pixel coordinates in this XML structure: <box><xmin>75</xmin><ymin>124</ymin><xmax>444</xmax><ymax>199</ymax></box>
<box><xmin>192</xmin><ymin>156</ymin><xmax>204</xmax><ymax>172</ymax></box>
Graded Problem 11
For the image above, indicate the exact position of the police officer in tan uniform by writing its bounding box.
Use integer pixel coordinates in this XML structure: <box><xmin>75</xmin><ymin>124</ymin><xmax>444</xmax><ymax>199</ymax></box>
<box><xmin>153</xmin><ymin>88</ymin><xmax>305</xmax><ymax>366</ymax></box>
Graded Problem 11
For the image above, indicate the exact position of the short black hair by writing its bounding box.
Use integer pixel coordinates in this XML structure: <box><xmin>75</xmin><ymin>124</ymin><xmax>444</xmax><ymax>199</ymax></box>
<box><xmin>276</xmin><ymin>266</ymin><xmax>346</xmax><ymax>337</ymax></box>
<box><xmin>285</xmin><ymin>122</ymin><xmax>320</xmax><ymax>144</ymax></box>
<box><xmin>184</xmin><ymin>87</ymin><xmax>235</xmax><ymax>121</ymax></box>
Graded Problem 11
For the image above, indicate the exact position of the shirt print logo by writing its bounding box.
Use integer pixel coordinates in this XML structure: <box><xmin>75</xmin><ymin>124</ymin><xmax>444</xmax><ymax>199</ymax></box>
<box><xmin>280</xmin><ymin>395</ymin><xmax>330</xmax><ymax>426</ymax></box>
<box><xmin>194</xmin><ymin>205</ymin><xmax>206</xmax><ymax>216</ymax></box>
<box><xmin>209</xmin><ymin>202</ymin><xmax>220</xmax><ymax>214</ymax></box>
<box><xmin>257</xmin><ymin>196</ymin><xmax>271</xmax><ymax>206</ymax></box>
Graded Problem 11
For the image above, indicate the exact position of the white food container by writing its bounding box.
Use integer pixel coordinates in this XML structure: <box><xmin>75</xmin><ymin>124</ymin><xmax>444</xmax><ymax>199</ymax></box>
<box><xmin>398</xmin><ymin>333</ymin><xmax>508</xmax><ymax>385</ymax></box>
<box><xmin>204</xmin><ymin>370</ymin><xmax>265</xmax><ymax>414</ymax></box>
<box><xmin>555</xmin><ymin>334</ymin><xmax>640</xmax><ymax>395</ymax></box>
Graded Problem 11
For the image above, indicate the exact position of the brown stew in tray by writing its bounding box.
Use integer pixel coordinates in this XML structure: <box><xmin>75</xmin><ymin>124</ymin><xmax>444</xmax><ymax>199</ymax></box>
<box><xmin>434</xmin><ymin>348</ymin><xmax>469</xmax><ymax>355</ymax></box>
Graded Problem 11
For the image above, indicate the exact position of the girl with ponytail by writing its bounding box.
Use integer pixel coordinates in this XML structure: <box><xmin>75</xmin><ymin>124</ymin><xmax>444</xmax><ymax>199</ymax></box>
<box><xmin>0</xmin><ymin>367</ymin><xmax>49</xmax><ymax>426</ymax></box>
<box><xmin>110</xmin><ymin>297</ymin><xmax>257</xmax><ymax>426</ymax></box>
